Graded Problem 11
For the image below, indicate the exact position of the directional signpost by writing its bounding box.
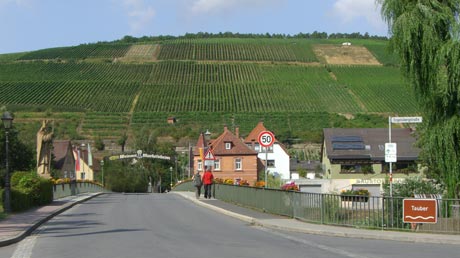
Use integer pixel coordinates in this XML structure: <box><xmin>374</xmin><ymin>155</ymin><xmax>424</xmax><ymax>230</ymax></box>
<box><xmin>258</xmin><ymin>131</ymin><xmax>275</xmax><ymax>188</ymax></box>
<box><xmin>388</xmin><ymin>116</ymin><xmax>423</xmax><ymax>197</ymax></box>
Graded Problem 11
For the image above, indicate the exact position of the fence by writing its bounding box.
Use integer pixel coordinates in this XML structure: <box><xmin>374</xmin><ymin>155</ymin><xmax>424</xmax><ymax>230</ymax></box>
<box><xmin>53</xmin><ymin>182</ymin><xmax>109</xmax><ymax>199</ymax></box>
<box><xmin>175</xmin><ymin>182</ymin><xmax>460</xmax><ymax>234</ymax></box>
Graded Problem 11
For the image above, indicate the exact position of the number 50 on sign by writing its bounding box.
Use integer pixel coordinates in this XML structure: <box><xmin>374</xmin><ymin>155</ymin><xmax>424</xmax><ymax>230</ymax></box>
<box><xmin>258</xmin><ymin>131</ymin><xmax>275</xmax><ymax>147</ymax></box>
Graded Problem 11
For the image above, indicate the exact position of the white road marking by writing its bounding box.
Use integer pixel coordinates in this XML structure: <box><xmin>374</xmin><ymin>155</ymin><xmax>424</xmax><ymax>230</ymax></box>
<box><xmin>10</xmin><ymin>236</ymin><xmax>37</xmax><ymax>258</ymax></box>
<box><xmin>10</xmin><ymin>225</ymin><xmax>48</xmax><ymax>258</ymax></box>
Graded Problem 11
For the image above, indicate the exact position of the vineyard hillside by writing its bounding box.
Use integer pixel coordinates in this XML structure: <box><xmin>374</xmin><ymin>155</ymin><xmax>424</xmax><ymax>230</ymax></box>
<box><xmin>0</xmin><ymin>37</ymin><xmax>417</xmax><ymax>150</ymax></box>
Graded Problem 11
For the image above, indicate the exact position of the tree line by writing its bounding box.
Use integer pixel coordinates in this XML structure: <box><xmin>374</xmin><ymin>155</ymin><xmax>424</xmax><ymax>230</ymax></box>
<box><xmin>113</xmin><ymin>31</ymin><xmax>387</xmax><ymax>44</ymax></box>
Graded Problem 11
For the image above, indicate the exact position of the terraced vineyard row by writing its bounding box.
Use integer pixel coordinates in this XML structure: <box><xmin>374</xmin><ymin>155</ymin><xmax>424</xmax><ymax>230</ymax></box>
<box><xmin>81</xmin><ymin>112</ymin><xmax>130</xmax><ymax>138</ymax></box>
<box><xmin>331</xmin><ymin>66</ymin><xmax>418</xmax><ymax>114</ymax></box>
<box><xmin>18</xmin><ymin>44</ymin><xmax>131</xmax><ymax>60</ymax></box>
<box><xmin>0</xmin><ymin>81</ymin><xmax>139</xmax><ymax>112</ymax></box>
<box><xmin>157</xmin><ymin>38</ymin><xmax>318</xmax><ymax>62</ymax></box>
<box><xmin>0</xmin><ymin>61</ymin><xmax>415</xmax><ymax>114</ymax></box>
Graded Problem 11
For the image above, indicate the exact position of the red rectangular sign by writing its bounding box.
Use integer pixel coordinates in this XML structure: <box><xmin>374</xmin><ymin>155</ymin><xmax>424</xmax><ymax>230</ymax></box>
<box><xmin>403</xmin><ymin>199</ymin><xmax>437</xmax><ymax>224</ymax></box>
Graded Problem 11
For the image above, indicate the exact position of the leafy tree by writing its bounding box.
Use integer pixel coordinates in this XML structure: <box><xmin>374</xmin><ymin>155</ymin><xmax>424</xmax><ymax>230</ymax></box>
<box><xmin>378</xmin><ymin>0</ymin><xmax>460</xmax><ymax>198</ymax></box>
<box><xmin>94</xmin><ymin>136</ymin><xmax>105</xmax><ymax>151</ymax></box>
<box><xmin>118</xmin><ymin>133</ymin><xmax>128</xmax><ymax>153</ymax></box>
<box><xmin>382</xmin><ymin>176</ymin><xmax>443</xmax><ymax>197</ymax></box>
<box><xmin>0</xmin><ymin>124</ymin><xmax>35</xmax><ymax>187</ymax></box>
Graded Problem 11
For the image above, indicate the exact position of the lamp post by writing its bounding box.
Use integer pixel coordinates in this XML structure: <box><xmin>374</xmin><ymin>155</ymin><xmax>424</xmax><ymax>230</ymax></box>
<box><xmin>2</xmin><ymin>111</ymin><xmax>13</xmax><ymax>213</ymax></box>
<box><xmin>100</xmin><ymin>159</ymin><xmax>104</xmax><ymax>187</ymax></box>
<box><xmin>169</xmin><ymin>166</ymin><xmax>173</xmax><ymax>189</ymax></box>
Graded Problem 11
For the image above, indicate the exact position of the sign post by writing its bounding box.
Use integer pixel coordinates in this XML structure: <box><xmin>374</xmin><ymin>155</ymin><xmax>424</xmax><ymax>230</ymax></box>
<box><xmin>388</xmin><ymin>116</ymin><xmax>422</xmax><ymax>197</ymax></box>
<box><xmin>258</xmin><ymin>131</ymin><xmax>275</xmax><ymax>188</ymax></box>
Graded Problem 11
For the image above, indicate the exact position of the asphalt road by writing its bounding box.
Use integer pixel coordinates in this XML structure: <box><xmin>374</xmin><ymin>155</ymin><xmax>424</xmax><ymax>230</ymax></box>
<box><xmin>1</xmin><ymin>193</ymin><xmax>459</xmax><ymax>258</ymax></box>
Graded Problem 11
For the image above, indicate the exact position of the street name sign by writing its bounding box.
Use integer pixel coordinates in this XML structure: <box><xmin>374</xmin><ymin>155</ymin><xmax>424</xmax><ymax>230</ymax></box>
<box><xmin>391</xmin><ymin>117</ymin><xmax>423</xmax><ymax>123</ymax></box>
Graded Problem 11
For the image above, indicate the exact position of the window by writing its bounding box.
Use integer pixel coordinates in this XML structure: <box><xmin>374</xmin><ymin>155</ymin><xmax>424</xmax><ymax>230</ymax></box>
<box><xmin>214</xmin><ymin>159</ymin><xmax>220</xmax><ymax>170</ymax></box>
<box><xmin>235</xmin><ymin>158</ymin><xmax>242</xmax><ymax>170</ymax></box>
<box><xmin>225</xmin><ymin>142</ymin><xmax>231</xmax><ymax>150</ymax></box>
<box><xmin>198</xmin><ymin>160</ymin><xmax>203</xmax><ymax>171</ymax></box>
<box><xmin>81</xmin><ymin>172</ymin><xmax>86</xmax><ymax>180</ymax></box>
<box><xmin>255</xmin><ymin>144</ymin><xmax>260</xmax><ymax>152</ymax></box>
<box><xmin>267</xmin><ymin>160</ymin><xmax>275</xmax><ymax>167</ymax></box>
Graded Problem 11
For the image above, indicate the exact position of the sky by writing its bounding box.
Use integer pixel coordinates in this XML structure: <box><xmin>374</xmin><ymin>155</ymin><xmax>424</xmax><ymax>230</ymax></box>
<box><xmin>0</xmin><ymin>0</ymin><xmax>388</xmax><ymax>54</ymax></box>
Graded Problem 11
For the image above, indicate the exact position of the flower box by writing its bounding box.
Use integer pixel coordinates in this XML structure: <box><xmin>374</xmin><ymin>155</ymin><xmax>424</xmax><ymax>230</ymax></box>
<box><xmin>340</xmin><ymin>195</ymin><xmax>369</xmax><ymax>202</ymax></box>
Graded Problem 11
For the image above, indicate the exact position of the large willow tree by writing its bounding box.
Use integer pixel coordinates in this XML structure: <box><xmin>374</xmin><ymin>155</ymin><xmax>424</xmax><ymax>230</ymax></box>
<box><xmin>378</xmin><ymin>0</ymin><xmax>460</xmax><ymax>198</ymax></box>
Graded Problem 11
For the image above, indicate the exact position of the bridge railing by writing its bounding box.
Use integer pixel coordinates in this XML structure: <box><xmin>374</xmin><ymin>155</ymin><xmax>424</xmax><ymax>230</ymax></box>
<box><xmin>175</xmin><ymin>182</ymin><xmax>460</xmax><ymax>234</ymax></box>
<box><xmin>53</xmin><ymin>182</ymin><xmax>109</xmax><ymax>199</ymax></box>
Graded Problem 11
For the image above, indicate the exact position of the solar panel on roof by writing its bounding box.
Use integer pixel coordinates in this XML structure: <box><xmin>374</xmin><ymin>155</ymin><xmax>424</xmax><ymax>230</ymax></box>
<box><xmin>332</xmin><ymin>143</ymin><xmax>365</xmax><ymax>150</ymax></box>
<box><xmin>331</xmin><ymin>136</ymin><xmax>363</xmax><ymax>142</ymax></box>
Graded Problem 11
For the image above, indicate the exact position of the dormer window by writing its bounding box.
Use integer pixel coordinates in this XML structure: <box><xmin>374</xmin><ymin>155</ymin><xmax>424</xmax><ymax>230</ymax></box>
<box><xmin>225</xmin><ymin>142</ymin><xmax>231</xmax><ymax>150</ymax></box>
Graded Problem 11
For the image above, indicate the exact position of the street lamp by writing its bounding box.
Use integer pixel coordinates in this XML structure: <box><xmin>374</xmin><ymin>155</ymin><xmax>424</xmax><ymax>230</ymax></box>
<box><xmin>100</xmin><ymin>159</ymin><xmax>104</xmax><ymax>187</ymax></box>
<box><xmin>2</xmin><ymin>111</ymin><xmax>13</xmax><ymax>213</ymax></box>
<box><xmin>169</xmin><ymin>166</ymin><xmax>173</xmax><ymax>189</ymax></box>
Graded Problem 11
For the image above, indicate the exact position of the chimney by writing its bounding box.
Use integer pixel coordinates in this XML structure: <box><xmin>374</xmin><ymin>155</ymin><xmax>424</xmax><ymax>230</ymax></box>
<box><xmin>204</xmin><ymin>129</ymin><xmax>211</xmax><ymax>141</ymax></box>
<box><xmin>235</xmin><ymin>127</ymin><xmax>239</xmax><ymax>139</ymax></box>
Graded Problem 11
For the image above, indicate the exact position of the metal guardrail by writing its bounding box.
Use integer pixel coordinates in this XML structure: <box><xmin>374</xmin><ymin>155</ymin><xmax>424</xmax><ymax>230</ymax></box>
<box><xmin>208</xmin><ymin>183</ymin><xmax>460</xmax><ymax>234</ymax></box>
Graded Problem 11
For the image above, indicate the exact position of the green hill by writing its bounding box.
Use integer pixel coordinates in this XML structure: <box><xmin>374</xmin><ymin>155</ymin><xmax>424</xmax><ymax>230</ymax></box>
<box><xmin>0</xmin><ymin>37</ymin><xmax>416</xmax><ymax>146</ymax></box>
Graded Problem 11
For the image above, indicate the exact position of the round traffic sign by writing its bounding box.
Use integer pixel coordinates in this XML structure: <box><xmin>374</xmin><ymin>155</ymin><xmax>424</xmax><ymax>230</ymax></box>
<box><xmin>258</xmin><ymin>131</ymin><xmax>275</xmax><ymax>147</ymax></box>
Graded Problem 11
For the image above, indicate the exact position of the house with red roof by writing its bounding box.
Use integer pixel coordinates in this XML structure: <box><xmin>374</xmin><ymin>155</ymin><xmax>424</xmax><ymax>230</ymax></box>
<box><xmin>193</xmin><ymin>126</ymin><xmax>260</xmax><ymax>184</ymax></box>
<box><xmin>52</xmin><ymin>140</ymin><xmax>75</xmax><ymax>179</ymax></box>
<box><xmin>244</xmin><ymin>121</ymin><xmax>291</xmax><ymax>179</ymax></box>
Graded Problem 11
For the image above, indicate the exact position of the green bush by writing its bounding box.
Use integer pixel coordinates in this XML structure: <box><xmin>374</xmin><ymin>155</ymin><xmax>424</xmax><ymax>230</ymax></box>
<box><xmin>9</xmin><ymin>171</ymin><xmax>53</xmax><ymax>212</ymax></box>
<box><xmin>11</xmin><ymin>188</ymin><xmax>34</xmax><ymax>212</ymax></box>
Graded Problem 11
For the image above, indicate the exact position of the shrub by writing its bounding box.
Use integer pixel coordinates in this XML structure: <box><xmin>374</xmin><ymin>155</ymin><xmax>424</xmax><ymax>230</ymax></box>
<box><xmin>9</xmin><ymin>171</ymin><xmax>53</xmax><ymax>212</ymax></box>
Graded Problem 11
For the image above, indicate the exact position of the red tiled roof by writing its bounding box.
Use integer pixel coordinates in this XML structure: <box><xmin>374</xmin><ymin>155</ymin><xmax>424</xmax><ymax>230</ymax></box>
<box><xmin>244</xmin><ymin>121</ymin><xmax>279</xmax><ymax>143</ymax></box>
<box><xmin>52</xmin><ymin>140</ymin><xmax>72</xmax><ymax>169</ymax></box>
<box><xmin>210</xmin><ymin>126</ymin><xmax>256</xmax><ymax>156</ymax></box>
<box><xmin>52</xmin><ymin>140</ymin><xmax>71</xmax><ymax>161</ymax></box>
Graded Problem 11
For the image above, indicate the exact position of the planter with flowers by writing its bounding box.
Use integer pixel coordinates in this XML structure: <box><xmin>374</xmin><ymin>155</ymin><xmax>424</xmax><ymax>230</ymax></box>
<box><xmin>340</xmin><ymin>188</ymin><xmax>370</xmax><ymax>202</ymax></box>
<box><xmin>281</xmin><ymin>182</ymin><xmax>299</xmax><ymax>191</ymax></box>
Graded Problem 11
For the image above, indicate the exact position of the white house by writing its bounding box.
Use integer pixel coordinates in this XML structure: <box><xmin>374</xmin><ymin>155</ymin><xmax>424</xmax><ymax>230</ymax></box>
<box><xmin>244</xmin><ymin>122</ymin><xmax>291</xmax><ymax>179</ymax></box>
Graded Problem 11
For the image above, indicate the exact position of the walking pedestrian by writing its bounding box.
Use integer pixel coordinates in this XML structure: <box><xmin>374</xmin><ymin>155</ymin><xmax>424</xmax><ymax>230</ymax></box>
<box><xmin>202</xmin><ymin>167</ymin><xmax>214</xmax><ymax>199</ymax></box>
<box><xmin>192</xmin><ymin>171</ymin><xmax>202</xmax><ymax>199</ymax></box>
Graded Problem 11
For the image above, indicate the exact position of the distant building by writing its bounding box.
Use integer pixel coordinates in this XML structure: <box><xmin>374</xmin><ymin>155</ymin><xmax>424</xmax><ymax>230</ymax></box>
<box><xmin>52</xmin><ymin>140</ymin><xmax>75</xmax><ymax>179</ymax></box>
<box><xmin>320</xmin><ymin>128</ymin><xmax>422</xmax><ymax>196</ymax></box>
<box><xmin>244</xmin><ymin>121</ymin><xmax>291</xmax><ymax>179</ymax></box>
<box><xmin>167</xmin><ymin>117</ymin><xmax>177</xmax><ymax>124</ymax></box>
<box><xmin>193</xmin><ymin>126</ymin><xmax>260</xmax><ymax>184</ymax></box>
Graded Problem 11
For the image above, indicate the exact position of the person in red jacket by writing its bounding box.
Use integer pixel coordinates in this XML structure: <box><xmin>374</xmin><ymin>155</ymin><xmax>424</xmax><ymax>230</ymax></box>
<box><xmin>202</xmin><ymin>167</ymin><xmax>214</xmax><ymax>199</ymax></box>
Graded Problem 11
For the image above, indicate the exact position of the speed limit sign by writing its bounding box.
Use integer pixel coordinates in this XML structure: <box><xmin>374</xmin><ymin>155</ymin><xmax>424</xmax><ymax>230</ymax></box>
<box><xmin>258</xmin><ymin>131</ymin><xmax>275</xmax><ymax>147</ymax></box>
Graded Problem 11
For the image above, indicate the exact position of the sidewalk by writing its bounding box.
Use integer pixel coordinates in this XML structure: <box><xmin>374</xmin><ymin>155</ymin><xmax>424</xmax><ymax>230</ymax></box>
<box><xmin>173</xmin><ymin>191</ymin><xmax>460</xmax><ymax>245</ymax></box>
<box><xmin>0</xmin><ymin>192</ymin><xmax>103</xmax><ymax>247</ymax></box>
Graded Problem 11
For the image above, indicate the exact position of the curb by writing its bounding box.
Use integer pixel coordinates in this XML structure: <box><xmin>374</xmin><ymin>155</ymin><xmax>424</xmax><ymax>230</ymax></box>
<box><xmin>0</xmin><ymin>192</ymin><xmax>104</xmax><ymax>247</ymax></box>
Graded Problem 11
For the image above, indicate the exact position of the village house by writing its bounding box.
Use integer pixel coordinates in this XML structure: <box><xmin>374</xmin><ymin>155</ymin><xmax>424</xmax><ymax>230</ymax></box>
<box><xmin>244</xmin><ymin>121</ymin><xmax>291</xmax><ymax>180</ymax></box>
<box><xmin>73</xmin><ymin>143</ymin><xmax>98</xmax><ymax>181</ymax></box>
<box><xmin>52</xmin><ymin>140</ymin><xmax>75</xmax><ymax>179</ymax></box>
<box><xmin>295</xmin><ymin>128</ymin><xmax>422</xmax><ymax>195</ymax></box>
<box><xmin>193</xmin><ymin>126</ymin><xmax>260</xmax><ymax>184</ymax></box>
